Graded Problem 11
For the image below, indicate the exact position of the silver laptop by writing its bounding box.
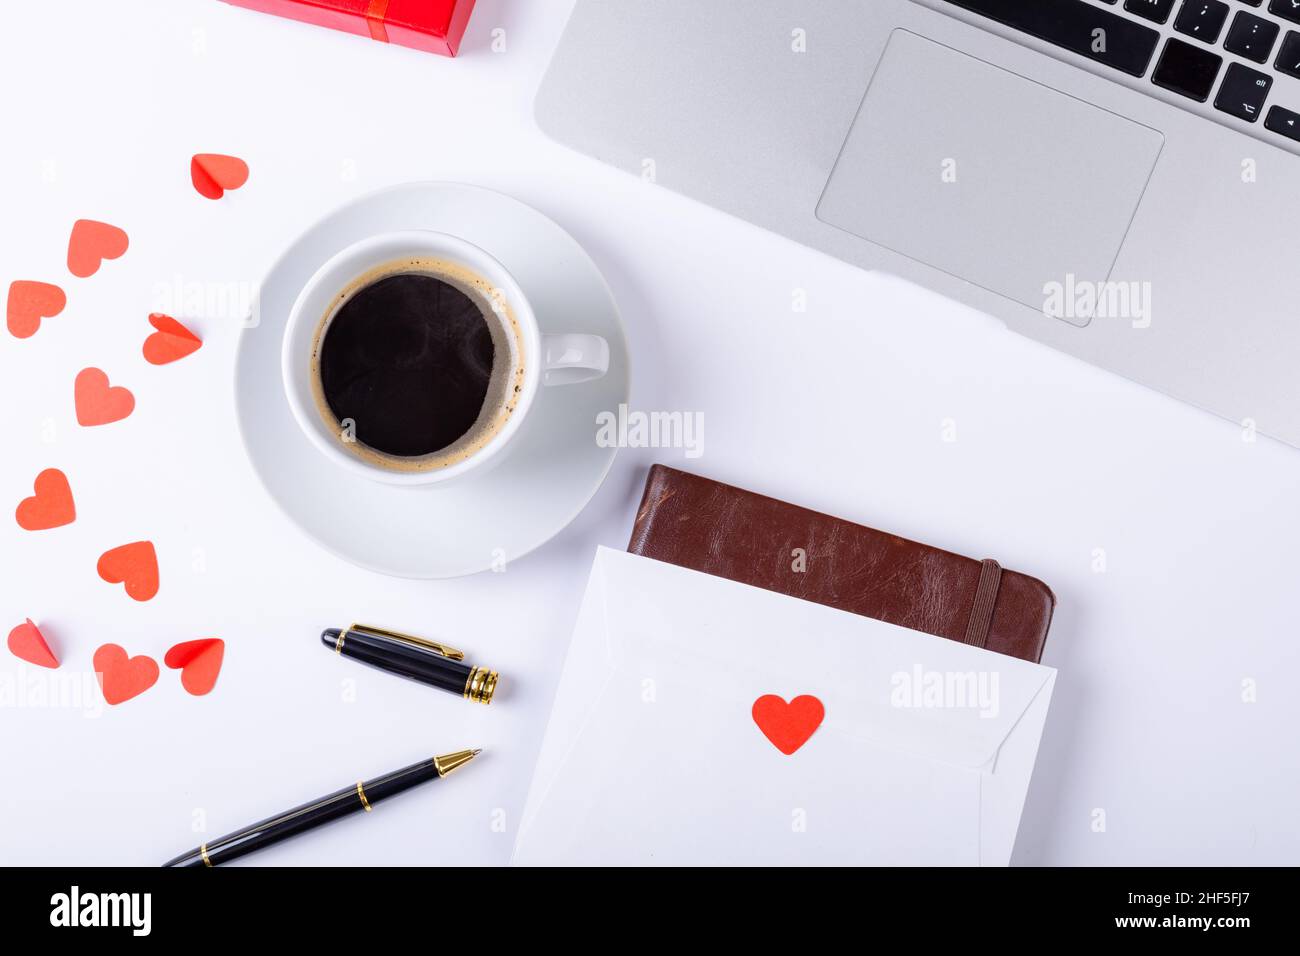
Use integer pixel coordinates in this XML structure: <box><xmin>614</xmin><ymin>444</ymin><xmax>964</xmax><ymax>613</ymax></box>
<box><xmin>536</xmin><ymin>0</ymin><xmax>1300</xmax><ymax>446</ymax></box>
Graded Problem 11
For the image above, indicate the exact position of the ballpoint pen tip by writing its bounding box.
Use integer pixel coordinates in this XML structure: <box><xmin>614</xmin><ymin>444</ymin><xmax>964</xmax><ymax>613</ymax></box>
<box><xmin>472</xmin><ymin>749</ymin><xmax>482</xmax><ymax>756</ymax></box>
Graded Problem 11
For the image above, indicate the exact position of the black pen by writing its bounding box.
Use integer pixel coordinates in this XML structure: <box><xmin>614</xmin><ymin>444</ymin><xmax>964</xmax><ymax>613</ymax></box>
<box><xmin>321</xmin><ymin>623</ymin><xmax>499</xmax><ymax>703</ymax></box>
<box><xmin>162</xmin><ymin>749</ymin><xmax>480</xmax><ymax>867</ymax></box>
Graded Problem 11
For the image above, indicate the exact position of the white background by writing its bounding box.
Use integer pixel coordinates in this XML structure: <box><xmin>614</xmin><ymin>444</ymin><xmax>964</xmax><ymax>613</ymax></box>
<box><xmin>2</xmin><ymin>0</ymin><xmax>1298</xmax><ymax>866</ymax></box>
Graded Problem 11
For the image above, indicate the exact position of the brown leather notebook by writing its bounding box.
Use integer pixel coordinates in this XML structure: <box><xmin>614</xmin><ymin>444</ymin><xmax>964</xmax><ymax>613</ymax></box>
<box><xmin>627</xmin><ymin>465</ymin><xmax>1055</xmax><ymax>662</ymax></box>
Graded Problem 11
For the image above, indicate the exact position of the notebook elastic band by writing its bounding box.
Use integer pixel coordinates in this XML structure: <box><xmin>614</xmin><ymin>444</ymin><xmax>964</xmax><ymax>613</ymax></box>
<box><xmin>366</xmin><ymin>0</ymin><xmax>391</xmax><ymax>42</ymax></box>
<box><xmin>963</xmin><ymin>559</ymin><xmax>1002</xmax><ymax>648</ymax></box>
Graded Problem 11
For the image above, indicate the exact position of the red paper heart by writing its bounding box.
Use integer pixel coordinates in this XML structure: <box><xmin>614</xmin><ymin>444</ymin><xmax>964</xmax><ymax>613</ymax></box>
<box><xmin>191</xmin><ymin>154</ymin><xmax>249</xmax><ymax>200</ymax></box>
<box><xmin>7</xmin><ymin>280</ymin><xmax>66</xmax><ymax>339</ymax></box>
<box><xmin>7</xmin><ymin>619</ymin><xmax>59</xmax><ymax>669</ymax></box>
<box><xmin>142</xmin><ymin>313</ymin><xmax>202</xmax><ymax>365</ymax></box>
<box><xmin>97</xmin><ymin>541</ymin><xmax>159</xmax><ymax>602</ymax></box>
<box><xmin>752</xmin><ymin>694</ymin><xmax>825</xmax><ymax>755</ymax></box>
<box><xmin>67</xmin><ymin>219</ymin><xmax>129</xmax><ymax>278</ymax></box>
<box><xmin>75</xmin><ymin>367</ymin><xmax>134</xmax><ymax>426</ymax></box>
<box><xmin>15</xmin><ymin>468</ymin><xmax>76</xmax><ymax>531</ymax></box>
<box><xmin>93</xmin><ymin>644</ymin><xmax>159</xmax><ymax>705</ymax></box>
<box><xmin>164</xmin><ymin>638</ymin><xmax>224</xmax><ymax>696</ymax></box>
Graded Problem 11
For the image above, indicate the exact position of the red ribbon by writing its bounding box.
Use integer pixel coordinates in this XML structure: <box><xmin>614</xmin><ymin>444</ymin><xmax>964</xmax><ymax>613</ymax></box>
<box><xmin>365</xmin><ymin>0</ymin><xmax>391</xmax><ymax>42</ymax></box>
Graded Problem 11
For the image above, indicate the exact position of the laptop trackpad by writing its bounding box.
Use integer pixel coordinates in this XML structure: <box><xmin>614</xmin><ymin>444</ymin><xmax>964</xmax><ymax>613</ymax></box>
<box><xmin>816</xmin><ymin>30</ymin><xmax>1162</xmax><ymax>325</ymax></box>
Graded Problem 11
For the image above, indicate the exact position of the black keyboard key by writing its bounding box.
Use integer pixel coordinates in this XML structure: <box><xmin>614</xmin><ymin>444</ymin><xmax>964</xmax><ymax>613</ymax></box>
<box><xmin>942</xmin><ymin>0</ymin><xmax>1160</xmax><ymax>77</ymax></box>
<box><xmin>1214</xmin><ymin>62</ymin><xmax>1272</xmax><ymax>120</ymax></box>
<box><xmin>1265</xmin><ymin>104</ymin><xmax>1300</xmax><ymax>139</ymax></box>
<box><xmin>1224</xmin><ymin>11</ymin><xmax>1280</xmax><ymax>61</ymax></box>
<box><xmin>1276</xmin><ymin>31</ymin><xmax>1300</xmax><ymax>77</ymax></box>
<box><xmin>1152</xmin><ymin>38</ymin><xmax>1223</xmax><ymax>100</ymax></box>
<box><xmin>1125</xmin><ymin>0</ymin><xmax>1177</xmax><ymax>23</ymax></box>
<box><xmin>1269</xmin><ymin>0</ymin><xmax>1300</xmax><ymax>26</ymax></box>
<box><xmin>1239</xmin><ymin>1</ymin><xmax>1262</xmax><ymax>7</ymax></box>
<box><xmin>1174</xmin><ymin>1</ymin><xmax>1230</xmax><ymax>43</ymax></box>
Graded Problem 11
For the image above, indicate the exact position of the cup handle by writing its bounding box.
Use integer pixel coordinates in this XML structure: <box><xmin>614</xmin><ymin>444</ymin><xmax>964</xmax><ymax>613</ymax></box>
<box><xmin>541</xmin><ymin>333</ymin><xmax>609</xmax><ymax>386</ymax></box>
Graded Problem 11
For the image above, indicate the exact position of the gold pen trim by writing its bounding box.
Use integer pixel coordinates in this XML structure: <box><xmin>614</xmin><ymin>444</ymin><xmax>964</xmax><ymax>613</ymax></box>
<box><xmin>356</xmin><ymin>781</ymin><xmax>372</xmax><ymax>812</ymax></box>
<box><xmin>462</xmin><ymin>666</ymin><xmax>498</xmax><ymax>704</ymax></box>
<box><xmin>433</xmin><ymin>749</ymin><xmax>481</xmax><ymax>777</ymax></box>
<box><xmin>345</xmin><ymin>623</ymin><xmax>464</xmax><ymax>660</ymax></box>
<box><xmin>200</xmin><ymin>843</ymin><xmax>212</xmax><ymax>868</ymax></box>
<box><xmin>334</xmin><ymin>630</ymin><xmax>346</xmax><ymax>654</ymax></box>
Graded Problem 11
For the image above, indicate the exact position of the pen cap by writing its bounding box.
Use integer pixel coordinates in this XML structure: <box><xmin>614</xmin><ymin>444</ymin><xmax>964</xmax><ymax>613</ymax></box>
<box><xmin>321</xmin><ymin>626</ymin><xmax>498</xmax><ymax>703</ymax></box>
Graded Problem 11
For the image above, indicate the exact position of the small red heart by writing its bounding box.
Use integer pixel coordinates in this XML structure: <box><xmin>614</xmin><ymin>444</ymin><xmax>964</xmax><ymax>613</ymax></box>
<box><xmin>7</xmin><ymin>619</ymin><xmax>59</xmax><ymax>669</ymax></box>
<box><xmin>15</xmin><ymin>468</ymin><xmax>76</xmax><ymax>531</ymax></box>
<box><xmin>93</xmin><ymin>644</ymin><xmax>159</xmax><ymax>705</ymax></box>
<box><xmin>97</xmin><ymin>541</ymin><xmax>159</xmax><ymax>602</ymax></box>
<box><xmin>142</xmin><ymin>313</ymin><xmax>202</xmax><ymax>365</ymax></box>
<box><xmin>75</xmin><ymin>367</ymin><xmax>134</xmax><ymax>426</ymax></box>
<box><xmin>191</xmin><ymin>154</ymin><xmax>249</xmax><ymax>200</ymax></box>
<box><xmin>7</xmin><ymin>280</ymin><xmax>66</xmax><ymax>339</ymax></box>
<box><xmin>164</xmin><ymin>638</ymin><xmax>224</xmax><ymax>696</ymax></box>
<box><xmin>752</xmin><ymin>694</ymin><xmax>825</xmax><ymax>755</ymax></box>
<box><xmin>67</xmin><ymin>219</ymin><xmax>129</xmax><ymax>278</ymax></box>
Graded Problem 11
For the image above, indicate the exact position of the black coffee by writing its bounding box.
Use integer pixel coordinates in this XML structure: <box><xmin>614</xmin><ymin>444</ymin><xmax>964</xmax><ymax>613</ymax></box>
<box><xmin>318</xmin><ymin>271</ymin><xmax>495</xmax><ymax>458</ymax></box>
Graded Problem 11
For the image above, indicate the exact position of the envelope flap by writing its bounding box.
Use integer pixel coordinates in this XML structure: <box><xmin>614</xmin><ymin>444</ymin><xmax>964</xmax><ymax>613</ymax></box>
<box><xmin>594</xmin><ymin>547</ymin><xmax>1054</xmax><ymax>770</ymax></box>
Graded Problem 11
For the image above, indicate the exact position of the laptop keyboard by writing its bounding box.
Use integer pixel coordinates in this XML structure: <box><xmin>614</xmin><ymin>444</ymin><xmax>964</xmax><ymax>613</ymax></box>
<box><xmin>940</xmin><ymin>0</ymin><xmax>1300</xmax><ymax>147</ymax></box>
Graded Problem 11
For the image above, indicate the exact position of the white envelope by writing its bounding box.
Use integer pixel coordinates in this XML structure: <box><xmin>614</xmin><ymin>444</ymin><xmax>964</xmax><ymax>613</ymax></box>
<box><xmin>513</xmin><ymin>547</ymin><xmax>1057</xmax><ymax>866</ymax></box>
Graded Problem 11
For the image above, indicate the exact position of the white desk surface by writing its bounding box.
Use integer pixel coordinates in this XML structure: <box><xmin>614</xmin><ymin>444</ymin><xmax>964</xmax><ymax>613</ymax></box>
<box><xmin>2</xmin><ymin>0</ymin><xmax>1297</xmax><ymax>866</ymax></box>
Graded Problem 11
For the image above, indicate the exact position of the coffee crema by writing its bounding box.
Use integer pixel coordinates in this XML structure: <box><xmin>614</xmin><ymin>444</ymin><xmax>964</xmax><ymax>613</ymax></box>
<box><xmin>309</xmin><ymin>256</ymin><xmax>526</xmax><ymax>473</ymax></box>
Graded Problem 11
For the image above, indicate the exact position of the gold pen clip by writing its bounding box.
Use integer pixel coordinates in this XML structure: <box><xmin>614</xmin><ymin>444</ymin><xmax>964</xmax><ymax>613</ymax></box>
<box><xmin>345</xmin><ymin>623</ymin><xmax>465</xmax><ymax>661</ymax></box>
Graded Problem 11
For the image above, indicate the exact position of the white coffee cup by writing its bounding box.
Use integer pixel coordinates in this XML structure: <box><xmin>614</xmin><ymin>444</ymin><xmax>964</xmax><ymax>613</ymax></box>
<box><xmin>281</xmin><ymin>230</ymin><xmax>609</xmax><ymax>486</ymax></box>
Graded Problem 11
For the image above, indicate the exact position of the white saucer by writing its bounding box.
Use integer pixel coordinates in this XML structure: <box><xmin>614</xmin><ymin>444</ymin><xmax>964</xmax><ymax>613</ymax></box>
<box><xmin>234</xmin><ymin>183</ymin><xmax>629</xmax><ymax>578</ymax></box>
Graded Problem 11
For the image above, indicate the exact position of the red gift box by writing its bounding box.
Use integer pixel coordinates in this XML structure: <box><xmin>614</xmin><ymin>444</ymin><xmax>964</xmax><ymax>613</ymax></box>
<box><xmin>221</xmin><ymin>0</ymin><xmax>475</xmax><ymax>57</ymax></box>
